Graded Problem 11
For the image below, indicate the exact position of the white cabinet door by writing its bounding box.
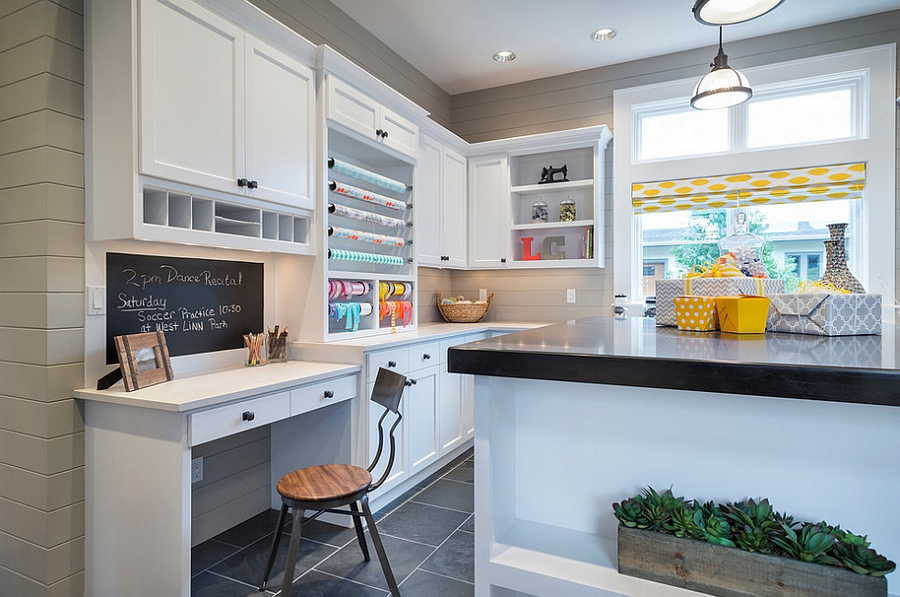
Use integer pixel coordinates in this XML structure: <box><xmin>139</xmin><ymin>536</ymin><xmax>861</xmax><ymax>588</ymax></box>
<box><xmin>416</xmin><ymin>134</ymin><xmax>443</xmax><ymax>266</ymax></box>
<box><xmin>438</xmin><ymin>365</ymin><xmax>464</xmax><ymax>453</ymax></box>
<box><xmin>442</xmin><ymin>147</ymin><xmax>468</xmax><ymax>268</ymax></box>
<box><xmin>244</xmin><ymin>37</ymin><xmax>315</xmax><ymax>209</ymax></box>
<box><xmin>326</xmin><ymin>75</ymin><xmax>381</xmax><ymax>143</ymax></box>
<box><xmin>468</xmin><ymin>154</ymin><xmax>510</xmax><ymax>268</ymax></box>
<box><xmin>368</xmin><ymin>380</ymin><xmax>406</xmax><ymax>494</ymax></box>
<box><xmin>381</xmin><ymin>105</ymin><xmax>419</xmax><ymax>159</ymax></box>
<box><xmin>140</xmin><ymin>0</ymin><xmax>244</xmax><ymax>193</ymax></box>
<box><xmin>406</xmin><ymin>365</ymin><xmax>440</xmax><ymax>476</ymax></box>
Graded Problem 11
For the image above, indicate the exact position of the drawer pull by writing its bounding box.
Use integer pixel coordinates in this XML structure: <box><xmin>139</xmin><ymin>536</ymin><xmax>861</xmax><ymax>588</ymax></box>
<box><xmin>423</xmin><ymin>353</ymin><xmax>431</xmax><ymax>360</ymax></box>
<box><xmin>323</xmin><ymin>389</ymin><xmax>334</xmax><ymax>398</ymax></box>
<box><xmin>242</xmin><ymin>411</ymin><xmax>255</xmax><ymax>422</ymax></box>
<box><xmin>388</xmin><ymin>360</ymin><xmax>397</xmax><ymax>368</ymax></box>
<box><xmin>405</xmin><ymin>378</ymin><xmax>417</xmax><ymax>386</ymax></box>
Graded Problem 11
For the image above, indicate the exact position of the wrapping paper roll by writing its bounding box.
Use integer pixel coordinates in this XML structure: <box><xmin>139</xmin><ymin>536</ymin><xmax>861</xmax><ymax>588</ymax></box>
<box><xmin>329</xmin><ymin>203</ymin><xmax>409</xmax><ymax>229</ymax></box>
<box><xmin>329</xmin><ymin>226</ymin><xmax>406</xmax><ymax>247</ymax></box>
<box><xmin>329</xmin><ymin>157</ymin><xmax>409</xmax><ymax>194</ymax></box>
<box><xmin>328</xmin><ymin>248</ymin><xmax>405</xmax><ymax>266</ymax></box>
<box><xmin>329</xmin><ymin>181</ymin><xmax>409</xmax><ymax>212</ymax></box>
<box><xmin>379</xmin><ymin>281</ymin><xmax>411</xmax><ymax>301</ymax></box>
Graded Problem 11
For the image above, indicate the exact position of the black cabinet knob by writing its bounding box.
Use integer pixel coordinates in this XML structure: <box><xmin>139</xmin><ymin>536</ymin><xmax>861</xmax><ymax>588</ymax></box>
<box><xmin>242</xmin><ymin>411</ymin><xmax>255</xmax><ymax>422</ymax></box>
<box><xmin>405</xmin><ymin>378</ymin><xmax>417</xmax><ymax>386</ymax></box>
<box><xmin>237</xmin><ymin>177</ymin><xmax>249</xmax><ymax>187</ymax></box>
<box><xmin>248</xmin><ymin>179</ymin><xmax>259</xmax><ymax>189</ymax></box>
<box><xmin>423</xmin><ymin>353</ymin><xmax>431</xmax><ymax>360</ymax></box>
<box><xmin>376</xmin><ymin>128</ymin><xmax>385</xmax><ymax>138</ymax></box>
<box><xmin>324</xmin><ymin>389</ymin><xmax>334</xmax><ymax>398</ymax></box>
<box><xmin>388</xmin><ymin>360</ymin><xmax>397</xmax><ymax>368</ymax></box>
<box><xmin>382</xmin><ymin>130</ymin><xmax>389</xmax><ymax>139</ymax></box>
<box><xmin>500</xmin><ymin>258</ymin><xmax>507</xmax><ymax>263</ymax></box>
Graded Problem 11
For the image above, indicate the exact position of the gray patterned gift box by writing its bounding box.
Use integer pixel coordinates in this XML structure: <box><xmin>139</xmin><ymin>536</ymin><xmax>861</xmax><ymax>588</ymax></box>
<box><xmin>655</xmin><ymin>278</ymin><xmax>785</xmax><ymax>326</ymax></box>
<box><xmin>766</xmin><ymin>293</ymin><xmax>882</xmax><ymax>336</ymax></box>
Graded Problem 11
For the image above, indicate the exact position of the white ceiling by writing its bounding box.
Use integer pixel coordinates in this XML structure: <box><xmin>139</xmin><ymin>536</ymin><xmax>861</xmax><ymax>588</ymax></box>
<box><xmin>328</xmin><ymin>0</ymin><xmax>899</xmax><ymax>95</ymax></box>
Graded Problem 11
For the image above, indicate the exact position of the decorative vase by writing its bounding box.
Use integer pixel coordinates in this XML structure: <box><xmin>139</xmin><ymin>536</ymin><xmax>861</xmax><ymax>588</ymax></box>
<box><xmin>819</xmin><ymin>223</ymin><xmax>865</xmax><ymax>293</ymax></box>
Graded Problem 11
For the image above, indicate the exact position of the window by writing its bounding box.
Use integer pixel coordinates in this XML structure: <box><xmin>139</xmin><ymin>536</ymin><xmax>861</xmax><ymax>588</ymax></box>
<box><xmin>614</xmin><ymin>45</ymin><xmax>895</xmax><ymax>318</ymax></box>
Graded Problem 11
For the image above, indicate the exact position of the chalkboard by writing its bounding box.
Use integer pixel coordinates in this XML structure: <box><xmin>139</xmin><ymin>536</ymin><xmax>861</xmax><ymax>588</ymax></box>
<box><xmin>106</xmin><ymin>253</ymin><xmax>264</xmax><ymax>364</ymax></box>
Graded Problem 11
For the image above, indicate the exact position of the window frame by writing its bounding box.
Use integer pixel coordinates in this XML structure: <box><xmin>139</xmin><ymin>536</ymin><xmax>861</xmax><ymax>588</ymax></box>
<box><xmin>613</xmin><ymin>44</ymin><xmax>896</xmax><ymax>321</ymax></box>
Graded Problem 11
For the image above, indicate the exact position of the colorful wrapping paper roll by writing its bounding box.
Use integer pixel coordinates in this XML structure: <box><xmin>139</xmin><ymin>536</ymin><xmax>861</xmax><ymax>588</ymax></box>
<box><xmin>328</xmin><ymin>157</ymin><xmax>410</xmax><ymax>194</ymax></box>
<box><xmin>328</xmin><ymin>280</ymin><xmax>371</xmax><ymax>300</ymax></box>
<box><xmin>329</xmin><ymin>181</ymin><xmax>409</xmax><ymax>212</ymax></box>
<box><xmin>328</xmin><ymin>248</ymin><xmax>405</xmax><ymax>266</ymax></box>
<box><xmin>329</xmin><ymin>203</ymin><xmax>409</xmax><ymax>229</ymax></box>
<box><xmin>329</xmin><ymin>226</ymin><xmax>406</xmax><ymax>247</ymax></box>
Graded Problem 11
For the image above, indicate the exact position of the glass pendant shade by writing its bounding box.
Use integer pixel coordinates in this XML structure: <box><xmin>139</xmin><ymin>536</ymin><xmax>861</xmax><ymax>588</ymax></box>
<box><xmin>692</xmin><ymin>0</ymin><xmax>785</xmax><ymax>25</ymax></box>
<box><xmin>691</xmin><ymin>29</ymin><xmax>752</xmax><ymax>110</ymax></box>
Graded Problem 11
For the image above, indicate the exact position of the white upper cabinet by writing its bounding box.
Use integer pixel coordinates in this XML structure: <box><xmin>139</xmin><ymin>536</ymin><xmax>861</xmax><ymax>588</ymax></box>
<box><xmin>467</xmin><ymin>154</ymin><xmax>510</xmax><ymax>268</ymax></box>
<box><xmin>325</xmin><ymin>74</ymin><xmax>419</xmax><ymax>160</ymax></box>
<box><xmin>140</xmin><ymin>0</ymin><xmax>315</xmax><ymax>210</ymax></box>
<box><xmin>416</xmin><ymin>131</ymin><xmax>467</xmax><ymax>268</ymax></box>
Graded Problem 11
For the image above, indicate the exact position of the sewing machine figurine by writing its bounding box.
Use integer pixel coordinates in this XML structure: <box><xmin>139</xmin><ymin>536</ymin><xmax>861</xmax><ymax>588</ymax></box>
<box><xmin>539</xmin><ymin>164</ymin><xmax>568</xmax><ymax>184</ymax></box>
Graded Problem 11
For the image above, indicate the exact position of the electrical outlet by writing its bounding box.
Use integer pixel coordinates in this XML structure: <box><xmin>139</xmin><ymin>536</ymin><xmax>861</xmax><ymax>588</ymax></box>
<box><xmin>191</xmin><ymin>457</ymin><xmax>203</xmax><ymax>484</ymax></box>
<box><xmin>567</xmin><ymin>289</ymin><xmax>576</xmax><ymax>304</ymax></box>
<box><xmin>479</xmin><ymin>289</ymin><xmax>487</xmax><ymax>301</ymax></box>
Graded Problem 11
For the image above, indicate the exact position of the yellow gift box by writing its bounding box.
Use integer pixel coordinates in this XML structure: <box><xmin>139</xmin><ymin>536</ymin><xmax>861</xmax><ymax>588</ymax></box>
<box><xmin>673</xmin><ymin>296</ymin><xmax>719</xmax><ymax>331</ymax></box>
<box><xmin>715</xmin><ymin>295</ymin><xmax>770</xmax><ymax>334</ymax></box>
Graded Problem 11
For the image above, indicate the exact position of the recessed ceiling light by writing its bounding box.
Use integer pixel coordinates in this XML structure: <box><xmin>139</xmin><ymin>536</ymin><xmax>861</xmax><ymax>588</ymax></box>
<box><xmin>493</xmin><ymin>50</ymin><xmax>516</xmax><ymax>63</ymax></box>
<box><xmin>591</xmin><ymin>28</ymin><xmax>617</xmax><ymax>41</ymax></box>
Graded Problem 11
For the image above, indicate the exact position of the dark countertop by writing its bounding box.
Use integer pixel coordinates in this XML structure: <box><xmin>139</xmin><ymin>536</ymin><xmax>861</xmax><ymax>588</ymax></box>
<box><xmin>447</xmin><ymin>316</ymin><xmax>900</xmax><ymax>408</ymax></box>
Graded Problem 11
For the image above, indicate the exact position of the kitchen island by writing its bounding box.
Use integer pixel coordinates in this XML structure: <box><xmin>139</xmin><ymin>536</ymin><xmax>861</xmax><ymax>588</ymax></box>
<box><xmin>448</xmin><ymin>316</ymin><xmax>900</xmax><ymax>597</ymax></box>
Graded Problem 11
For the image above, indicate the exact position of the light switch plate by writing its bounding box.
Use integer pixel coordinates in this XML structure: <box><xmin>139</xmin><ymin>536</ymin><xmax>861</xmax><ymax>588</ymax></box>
<box><xmin>88</xmin><ymin>286</ymin><xmax>106</xmax><ymax>316</ymax></box>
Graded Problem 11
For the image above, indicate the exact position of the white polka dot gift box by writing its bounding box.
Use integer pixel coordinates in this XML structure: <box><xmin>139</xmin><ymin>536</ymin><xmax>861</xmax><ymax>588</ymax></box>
<box><xmin>673</xmin><ymin>296</ymin><xmax>719</xmax><ymax>332</ymax></box>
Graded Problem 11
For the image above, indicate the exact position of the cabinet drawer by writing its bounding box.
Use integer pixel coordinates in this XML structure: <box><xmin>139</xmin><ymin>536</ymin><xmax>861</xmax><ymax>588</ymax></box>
<box><xmin>367</xmin><ymin>347</ymin><xmax>409</xmax><ymax>382</ymax></box>
<box><xmin>189</xmin><ymin>391</ymin><xmax>290</xmax><ymax>446</ymax></box>
<box><xmin>409</xmin><ymin>341</ymin><xmax>440</xmax><ymax>370</ymax></box>
<box><xmin>291</xmin><ymin>374</ymin><xmax>358</xmax><ymax>416</ymax></box>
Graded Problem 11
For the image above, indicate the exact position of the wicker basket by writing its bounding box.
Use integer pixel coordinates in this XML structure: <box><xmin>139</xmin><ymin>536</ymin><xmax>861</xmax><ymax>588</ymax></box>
<box><xmin>437</xmin><ymin>292</ymin><xmax>494</xmax><ymax>323</ymax></box>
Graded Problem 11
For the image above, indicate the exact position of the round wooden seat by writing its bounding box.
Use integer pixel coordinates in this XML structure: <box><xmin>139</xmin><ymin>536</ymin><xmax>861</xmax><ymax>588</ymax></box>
<box><xmin>276</xmin><ymin>463</ymin><xmax>372</xmax><ymax>504</ymax></box>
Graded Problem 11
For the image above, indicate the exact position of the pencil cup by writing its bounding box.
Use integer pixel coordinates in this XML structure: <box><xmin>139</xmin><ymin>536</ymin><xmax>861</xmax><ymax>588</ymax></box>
<box><xmin>267</xmin><ymin>328</ymin><xmax>288</xmax><ymax>363</ymax></box>
<box><xmin>243</xmin><ymin>333</ymin><xmax>267</xmax><ymax>367</ymax></box>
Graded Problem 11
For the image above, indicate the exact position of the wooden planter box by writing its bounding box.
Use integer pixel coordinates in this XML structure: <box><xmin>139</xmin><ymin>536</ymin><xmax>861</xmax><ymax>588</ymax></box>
<box><xmin>617</xmin><ymin>525</ymin><xmax>887</xmax><ymax>597</ymax></box>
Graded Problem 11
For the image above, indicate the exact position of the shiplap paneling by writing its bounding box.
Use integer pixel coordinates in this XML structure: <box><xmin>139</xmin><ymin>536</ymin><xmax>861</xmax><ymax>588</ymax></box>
<box><xmin>416</xmin><ymin>266</ymin><xmax>452</xmax><ymax>324</ymax></box>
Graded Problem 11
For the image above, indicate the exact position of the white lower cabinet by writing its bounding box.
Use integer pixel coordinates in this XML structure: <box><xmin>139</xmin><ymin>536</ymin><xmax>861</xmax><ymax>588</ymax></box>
<box><xmin>405</xmin><ymin>364</ymin><xmax>440</xmax><ymax>475</ymax></box>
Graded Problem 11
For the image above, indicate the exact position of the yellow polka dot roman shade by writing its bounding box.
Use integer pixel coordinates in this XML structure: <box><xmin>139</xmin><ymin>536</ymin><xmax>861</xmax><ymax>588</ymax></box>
<box><xmin>632</xmin><ymin>163</ymin><xmax>865</xmax><ymax>215</ymax></box>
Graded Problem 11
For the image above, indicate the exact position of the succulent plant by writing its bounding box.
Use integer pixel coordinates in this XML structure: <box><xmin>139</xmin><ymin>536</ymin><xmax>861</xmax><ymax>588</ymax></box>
<box><xmin>696</xmin><ymin>501</ymin><xmax>736</xmax><ymax>548</ymax></box>
<box><xmin>771</xmin><ymin>522</ymin><xmax>839</xmax><ymax>566</ymax></box>
<box><xmin>833</xmin><ymin>541</ymin><xmax>897</xmax><ymax>576</ymax></box>
<box><xmin>612</xmin><ymin>495</ymin><xmax>650</xmax><ymax>529</ymax></box>
<box><xmin>641</xmin><ymin>487</ymin><xmax>689</xmax><ymax>532</ymax></box>
<box><xmin>721</xmin><ymin>498</ymin><xmax>780</xmax><ymax>553</ymax></box>
<box><xmin>666</xmin><ymin>504</ymin><xmax>705</xmax><ymax>540</ymax></box>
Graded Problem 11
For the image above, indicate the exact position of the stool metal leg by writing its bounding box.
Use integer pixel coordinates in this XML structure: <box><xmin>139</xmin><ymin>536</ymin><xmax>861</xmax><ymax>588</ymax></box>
<box><xmin>258</xmin><ymin>504</ymin><xmax>289</xmax><ymax>591</ymax></box>
<box><xmin>349</xmin><ymin>501</ymin><xmax>370</xmax><ymax>561</ymax></box>
<box><xmin>360</xmin><ymin>494</ymin><xmax>401</xmax><ymax>596</ymax></box>
<box><xmin>281</xmin><ymin>506</ymin><xmax>305</xmax><ymax>597</ymax></box>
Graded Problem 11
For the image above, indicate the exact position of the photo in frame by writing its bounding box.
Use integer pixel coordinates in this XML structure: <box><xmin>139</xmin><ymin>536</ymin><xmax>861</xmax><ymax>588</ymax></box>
<box><xmin>113</xmin><ymin>331</ymin><xmax>174</xmax><ymax>391</ymax></box>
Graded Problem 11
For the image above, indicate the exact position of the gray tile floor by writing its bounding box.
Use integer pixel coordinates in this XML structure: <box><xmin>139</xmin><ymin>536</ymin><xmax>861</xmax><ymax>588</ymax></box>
<box><xmin>191</xmin><ymin>449</ymin><xmax>475</xmax><ymax>596</ymax></box>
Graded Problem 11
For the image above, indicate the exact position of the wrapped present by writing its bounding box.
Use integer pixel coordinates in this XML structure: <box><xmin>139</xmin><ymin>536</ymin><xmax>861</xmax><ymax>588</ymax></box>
<box><xmin>766</xmin><ymin>293</ymin><xmax>882</xmax><ymax>336</ymax></box>
<box><xmin>716</xmin><ymin>295</ymin><xmax>770</xmax><ymax>334</ymax></box>
<box><xmin>673</xmin><ymin>296</ymin><xmax>719</xmax><ymax>331</ymax></box>
<box><xmin>656</xmin><ymin>278</ymin><xmax>784</xmax><ymax>326</ymax></box>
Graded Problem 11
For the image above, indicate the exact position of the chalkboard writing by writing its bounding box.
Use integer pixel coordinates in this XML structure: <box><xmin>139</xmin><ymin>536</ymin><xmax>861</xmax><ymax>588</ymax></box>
<box><xmin>106</xmin><ymin>253</ymin><xmax>264</xmax><ymax>364</ymax></box>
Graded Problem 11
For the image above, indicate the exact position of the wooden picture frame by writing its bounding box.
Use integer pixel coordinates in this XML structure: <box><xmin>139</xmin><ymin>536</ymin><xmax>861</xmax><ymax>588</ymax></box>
<box><xmin>114</xmin><ymin>331</ymin><xmax>174</xmax><ymax>392</ymax></box>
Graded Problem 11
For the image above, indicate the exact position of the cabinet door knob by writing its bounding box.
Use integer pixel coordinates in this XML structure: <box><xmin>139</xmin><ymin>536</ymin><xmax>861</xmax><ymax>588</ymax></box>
<box><xmin>376</xmin><ymin>128</ymin><xmax>385</xmax><ymax>139</ymax></box>
<box><xmin>242</xmin><ymin>411</ymin><xmax>255</xmax><ymax>422</ymax></box>
<box><xmin>248</xmin><ymin>179</ymin><xmax>259</xmax><ymax>189</ymax></box>
<box><xmin>500</xmin><ymin>258</ymin><xmax>507</xmax><ymax>263</ymax></box>
<box><xmin>237</xmin><ymin>177</ymin><xmax>249</xmax><ymax>187</ymax></box>
<box><xmin>323</xmin><ymin>389</ymin><xmax>334</xmax><ymax>398</ymax></box>
<box><xmin>405</xmin><ymin>378</ymin><xmax>417</xmax><ymax>386</ymax></box>
<box><xmin>382</xmin><ymin>130</ymin><xmax>389</xmax><ymax>139</ymax></box>
<box><xmin>423</xmin><ymin>353</ymin><xmax>431</xmax><ymax>360</ymax></box>
<box><xmin>388</xmin><ymin>360</ymin><xmax>397</xmax><ymax>368</ymax></box>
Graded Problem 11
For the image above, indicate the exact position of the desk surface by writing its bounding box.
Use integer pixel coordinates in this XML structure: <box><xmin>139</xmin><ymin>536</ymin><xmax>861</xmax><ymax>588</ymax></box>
<box><xmin>448</xmin><ymin>316</ymin><xmax>900</xmax><ymax>408</ymax></box>
<box><xmin>75</xmin><ymin>361</ymin><xmax>360</xmax><ymax>412</ymax></box>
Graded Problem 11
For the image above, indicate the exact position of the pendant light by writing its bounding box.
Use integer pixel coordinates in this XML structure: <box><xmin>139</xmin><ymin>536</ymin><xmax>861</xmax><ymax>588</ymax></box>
<box><xmin>690</xmin><ymin>27</ymin><xmax>751</xmax><ymax>110</ymax></box>
<box><xmin>692</xmin><ymin>0</ymin><xmax>785</xmax><ymax>25</ymax></box>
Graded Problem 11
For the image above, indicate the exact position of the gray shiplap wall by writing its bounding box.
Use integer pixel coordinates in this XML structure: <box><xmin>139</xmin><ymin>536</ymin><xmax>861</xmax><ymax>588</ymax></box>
<box><xmin>0</xmin><ymin>1</ymin><xmax>86</xmax><ymax>595</ymax></box>
<box><xmin>447</xmin><ymin>11</ymin><xmax>900</xmax><ymax>322</ymax></box>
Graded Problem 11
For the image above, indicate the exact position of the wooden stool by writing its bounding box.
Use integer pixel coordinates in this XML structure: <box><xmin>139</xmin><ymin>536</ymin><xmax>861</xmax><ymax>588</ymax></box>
<box><xmin>259</xmin><ymin>367</ymin><xmax>408</xmax><ymax>596</ymax></box>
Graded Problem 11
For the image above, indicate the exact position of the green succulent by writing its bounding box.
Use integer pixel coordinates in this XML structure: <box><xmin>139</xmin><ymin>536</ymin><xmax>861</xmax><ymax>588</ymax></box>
<box><xmin>833</xmin><ymin>526</ymin><xmax>870</xmax><ymax>548</ymax></box>
<box><xmin>612</xmin><ymin>495</ymin><xmax>650</xmax><ymax>529</ymax></box>
<box><xmin>772</xmin><ymin>522</ymin><xmax>839</xmax><ymax>566</ymax></box>
<box><xmin>696</xmin><ymin>501</ymin><xmax>736</xmax><ymax>548</ymax></box>
<box><xmin>666</xmin><ymin>504</ymin><xmax>705</xmax><ymax>539</ymax></box>
<box><xmin>641</xmin><ymin>487</ymin><xmax>690</xmax><ymax>532</ymax></box>
<box><xmin>833</xmin><ymin>541</ymin><xmax>897</xmax><ymax>576</ymax></box>
<box><xmin>721</xmin><ymin>498</ymin><xmax>780</xmax><ymax>553</ymax></box>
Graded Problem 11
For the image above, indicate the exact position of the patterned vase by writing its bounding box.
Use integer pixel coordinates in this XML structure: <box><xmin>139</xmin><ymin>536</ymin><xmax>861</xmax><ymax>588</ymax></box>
<box><xmin>819</xmin><ymin>223</ymin><xmax>865</xmax><ymax>293</ymax></box>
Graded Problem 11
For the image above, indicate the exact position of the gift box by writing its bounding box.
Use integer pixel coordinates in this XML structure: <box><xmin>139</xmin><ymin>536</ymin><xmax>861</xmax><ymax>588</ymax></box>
<box><xmin>766</xmin><ymin>293</ymin><xmax>882</xmax><ymax>336</ymax></box>
<box><xmin>673</xmin><ymin>296</ymin><xmax>719</xmax><ymax>331</ymax></box>
<box><xmin>716</xmin><ymin>295</ymin><xmax>770</xmax><ymax>334</ymax></box>
<box><xmin>656</xmin><ymin>278</ymin><xmax>785</xmax><ymax>326</ymax></box>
